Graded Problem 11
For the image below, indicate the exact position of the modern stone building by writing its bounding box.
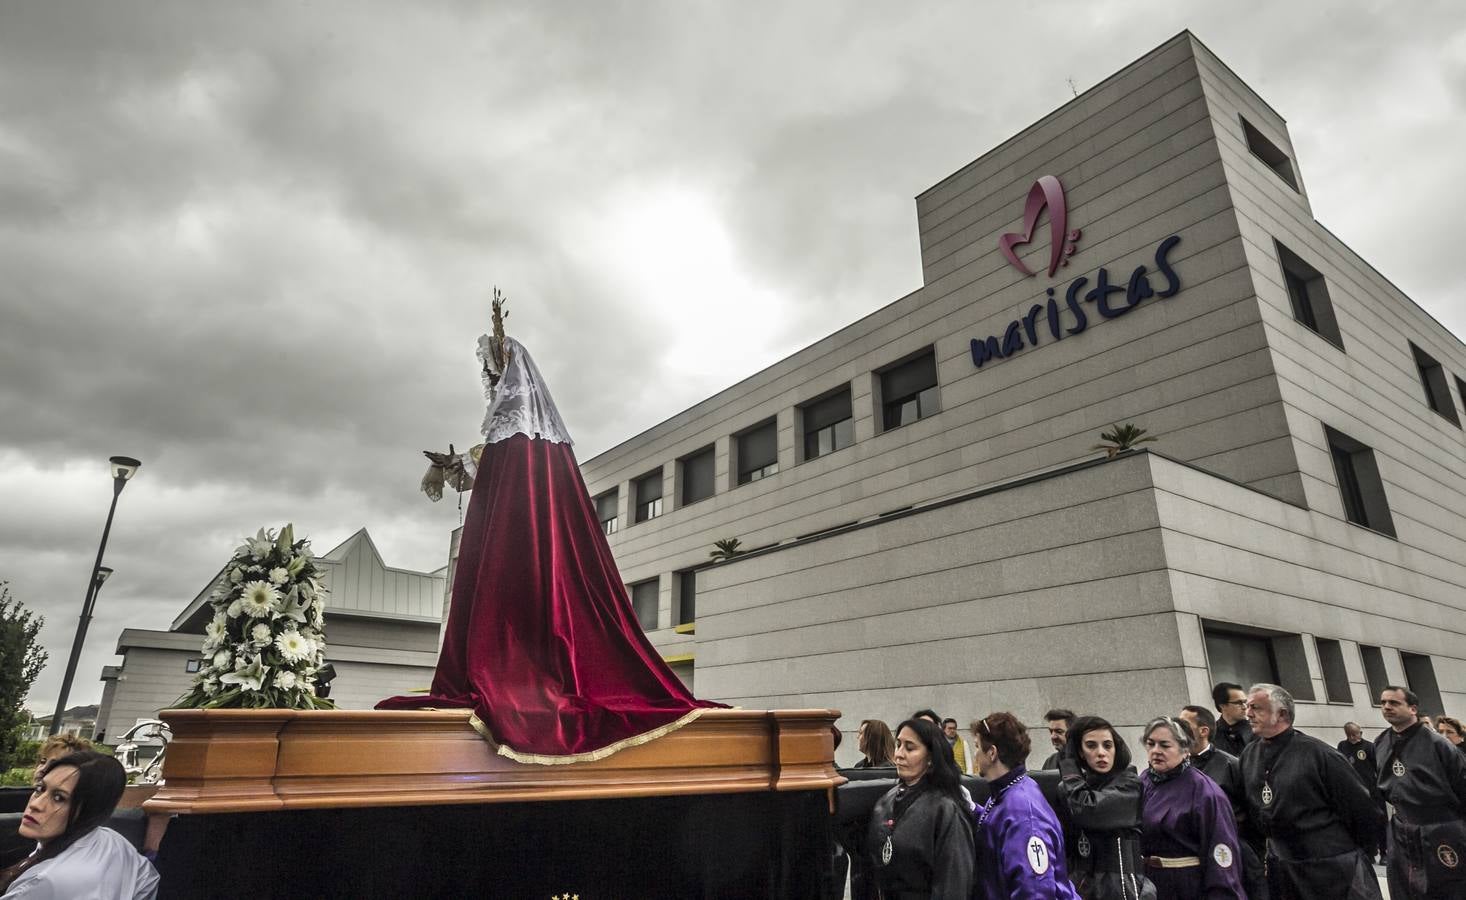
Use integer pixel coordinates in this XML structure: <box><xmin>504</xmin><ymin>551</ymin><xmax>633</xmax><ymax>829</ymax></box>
<box><xmin>579</xmin><ymin>31</ymin><xmax>1466</xmax><ymax>762</ymax></box>
<box><xmin>95</xmin><ymin>529</ymin><xmax>445</xmax><ymax>741</ymax></box>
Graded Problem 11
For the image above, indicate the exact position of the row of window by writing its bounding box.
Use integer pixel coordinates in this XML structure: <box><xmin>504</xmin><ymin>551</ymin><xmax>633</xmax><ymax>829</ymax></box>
<box><xmin>1204</xmin><ymin>621</ymin><xmax>1445</xmax><ymax>713</ymax></box>
<box><xmin>626</xmin><ymin>570</ymin><xmax>698</xmax><ymax>632</ymax></box>
<box><xmin>594</xmin><ymin>349</ymin><xmax>941</xmax><ymax>535</ymax></box>
<box><xmin>1248</xmin><ymin>117</ymin><xmax>1465</xmax><ymax>429</ymax></box>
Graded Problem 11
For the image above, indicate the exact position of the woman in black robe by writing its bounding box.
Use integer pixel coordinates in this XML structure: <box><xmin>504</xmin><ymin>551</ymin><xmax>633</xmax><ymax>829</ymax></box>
<box><xmin>1057</xmin><ymin>716</ymin><xmax>1157</xmax><ymax>900</ymax></box>
<box><xmin>864</xmin><ymin>717</ymin><xmax>974</xmax><ymax>899</ymax></box>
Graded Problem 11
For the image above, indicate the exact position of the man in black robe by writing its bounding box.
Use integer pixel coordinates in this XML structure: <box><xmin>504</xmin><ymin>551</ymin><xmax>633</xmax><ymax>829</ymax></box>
<box><xmin>1181</xmin><ymin>704</ymin><xmax>1267</xmax><ymax>899</ymax></box>
<box><xmin>1338</xmin><ymin>721</ymin><xmax>1386</xmax><ymax>863</ymax></box>
<box><xmin>1240</xmin><ymin>683</ymin><xmax>1382</xmax><ymax>899</ymax></box>
<box><xmin>1374</xmin><ymin>686</ymin><xmax>1466</xmax><ymax>899</ymax></box>
<box><xmin>1213</xmin><ymin>681</ymin><xmax>1255</xmax><ymax>757</ymax></box>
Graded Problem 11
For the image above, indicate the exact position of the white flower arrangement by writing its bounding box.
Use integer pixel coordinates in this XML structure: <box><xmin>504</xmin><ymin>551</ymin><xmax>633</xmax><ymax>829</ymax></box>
<box><xmin>175</xmin><ymin>524</ymin><xmax>335</xmax><ymax>710</ymax></box>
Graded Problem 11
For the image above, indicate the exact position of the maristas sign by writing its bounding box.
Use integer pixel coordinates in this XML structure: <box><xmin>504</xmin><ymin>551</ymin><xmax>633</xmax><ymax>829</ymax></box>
<box><xmin>971</xmin><ymin>175</ymin><xmax>1182</xmax><ymax>369</ymax></box>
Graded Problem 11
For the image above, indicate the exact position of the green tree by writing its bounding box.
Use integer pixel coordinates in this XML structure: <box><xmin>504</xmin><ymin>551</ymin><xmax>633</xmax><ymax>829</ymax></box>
<box><xmin>708</xmin><ymin>538</ymin><xmax>744</xmax><ymax>561</ymax></box>
<box><xmin>0</xmin><ymin>582</ymin><xmax>48</xmax><ymax>772</ymax></box>
<box><xmin>1091</xmin><ymin>423</ymin><xmax>1159</xmax><ymax>459</ymax></box>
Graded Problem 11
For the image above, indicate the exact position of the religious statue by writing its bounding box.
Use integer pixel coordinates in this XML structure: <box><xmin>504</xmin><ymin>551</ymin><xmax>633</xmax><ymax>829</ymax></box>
<box><xmin>380</xmin><ymin>289</ymin><xmax>723</xmax><ymax>763</ymax></box>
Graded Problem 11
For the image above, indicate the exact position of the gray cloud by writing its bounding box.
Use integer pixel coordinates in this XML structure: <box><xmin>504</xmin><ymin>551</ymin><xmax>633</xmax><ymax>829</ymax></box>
<box><xmin>2</xmin><ymin>1</ymin><xmax>1463</xmax><ymax>716</ymax></box>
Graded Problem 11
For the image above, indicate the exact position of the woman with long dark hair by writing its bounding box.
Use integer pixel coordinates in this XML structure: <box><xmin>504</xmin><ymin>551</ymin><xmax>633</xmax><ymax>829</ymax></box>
<box><xmin>0</xmin><ymin>750</ymin><xmax>158</xmax><ymax>898</ymax></box>
<box><xmin>855</xmin><ymin>719</ymin><xmax>896</xmax><ymax>768</ymax></box>
<box><xmin>1056</xmin><ymin>716</ymin><xmax>1156</xmax><ymax>900</ymax></box>
<box><xmin>864</xmin><ymin>717</ymin><xmax>973</xmax><ymax>898</ymax></box>
<box><xmin>971</xmin><ymin>712</ymin><xmax>1079</xmax><ymax>900</ymax></box>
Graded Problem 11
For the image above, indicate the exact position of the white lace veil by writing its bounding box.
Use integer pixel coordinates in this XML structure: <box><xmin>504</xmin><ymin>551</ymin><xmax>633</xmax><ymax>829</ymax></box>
<box><xmin>476</xmin><ymin>335</ymin><xmax>572</xmax><ymax>445</ymax></box>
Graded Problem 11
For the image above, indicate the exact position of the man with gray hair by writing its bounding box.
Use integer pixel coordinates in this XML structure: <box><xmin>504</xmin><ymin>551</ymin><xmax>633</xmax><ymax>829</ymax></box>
<box><xmin>1240</xmin><ymin>683</ymin><xmax>1383</xmax><ymax>898</ymax></box>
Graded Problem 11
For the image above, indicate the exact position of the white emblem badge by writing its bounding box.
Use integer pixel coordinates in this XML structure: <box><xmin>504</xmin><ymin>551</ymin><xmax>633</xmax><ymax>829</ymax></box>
<box><xmin>1213</xmin><ymin>844</ymin><xmax>1234</xmax><ymax>868</ymax></box>
<box><xmin>1356</xmin><ymin>749</ymin><xmax>1366</xmax><ymax>761</ymax></box>
<box><xmin>1260</xmin><ymin>782</ymin><xmax>1274</xmax><ymax>806</ymax></box>
<box><xmin>881</xmin><ymin>835</ymin><xmax>893</xmax><ymax>865</ymax></box>
<box><xmin>1026</xmin><ymin>836</ymin><xmax>1049</xmax><ymax>875</ymax></box>
<box><xmin>1076</xmin><ymin>833</ymin><xmax>1091</xmax><ymax>858</ymax></box>
<box><xmin>1439</xmin><ymin>844</ymin><xmax>1460</xmax><ymax>870</ymax></box>
<box><xmin>1392</xmin><ymin>759</ymin><xmax>1406</xmax><ymax>777</ymax></box>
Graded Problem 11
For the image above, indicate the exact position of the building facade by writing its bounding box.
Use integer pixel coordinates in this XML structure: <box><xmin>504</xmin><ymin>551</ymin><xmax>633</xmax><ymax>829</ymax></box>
<box><xmin>579</xmin><ymin>32</ymin><xmax>1466</xmax><ymax>762</ymax></box>
<box><xmin>95</xmin><ymin>528</ymin><xmax>445</xmax><ymax>742</ymax></box>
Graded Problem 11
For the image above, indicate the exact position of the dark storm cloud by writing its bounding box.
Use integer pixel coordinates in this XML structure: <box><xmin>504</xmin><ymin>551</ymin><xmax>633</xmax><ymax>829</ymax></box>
<box><xmin>2</xmin><ymin>1</ymin><xmax>1463</xmax><ymax>715</ymax></box>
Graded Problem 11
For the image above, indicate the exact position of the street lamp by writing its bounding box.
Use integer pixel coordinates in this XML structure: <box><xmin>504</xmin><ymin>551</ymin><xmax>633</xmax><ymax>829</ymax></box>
<box><xmin>49</xmin><ymin>456</ymin><xmax>141</xmax><ymax>736</ymax></box>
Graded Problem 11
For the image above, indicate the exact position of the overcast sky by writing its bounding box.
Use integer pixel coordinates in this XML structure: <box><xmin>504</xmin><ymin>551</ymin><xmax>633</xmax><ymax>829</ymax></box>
<box><xmin>3</xmin><ymin>2</ymin><xmax>1463</xmax><ymax>718</ymax></box>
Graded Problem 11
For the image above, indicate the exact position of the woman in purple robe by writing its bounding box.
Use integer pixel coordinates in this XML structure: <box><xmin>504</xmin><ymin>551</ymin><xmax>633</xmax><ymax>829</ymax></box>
<box><xmin>970</xmin><ymin>712</ymin><xmax>1080</xmax><ymax>900</ymax></box>
<box><xmin>1138</xmin><ymin>717</ymin><xmax>1244</xmax><ymax>899</ymax></box>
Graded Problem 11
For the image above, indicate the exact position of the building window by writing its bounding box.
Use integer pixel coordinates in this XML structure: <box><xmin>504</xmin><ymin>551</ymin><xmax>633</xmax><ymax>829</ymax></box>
<box><xmin>736</xmin><ymin>419</ymin><xmax>779</xmax><ymax>485</ymax></box>
<box><xmin>1204</xmin><ymin>625</ymin><xmax>1279</xmax><ymax>691</ymax></box>
<box><xmin>1359</xmin><ymin>644</ymin><xmax>1389</xmax><ymax>705</ymax></box>
<box><xmin>185</xmin><ymin>658</ymin><xmax>203</xmax><ymax>673</ymax></box>
<box><xmin>800</xmin><ymin>387</ymin><xmax>854</xmax><ymax>461</ymax></box>
<box><xmin>1324</xmin><ymin>425</ymin><xmax>1395</xmax><ymax>537</ymax></box>
<box><xmin>676</xmin><ymin>569</ymin><xmax>696</xmax><ymax>627</ymax></box>
<box><xmin>679</xmin><ymin>446</ymin><xmax>716</xmax><ymax>506</ymax></box>
<box><xmin>595</xmin><ymin>489</ymin><xmax>619</xmax><ymax>536</ymax></box>
<box><xmin>879</xmin><ymin>350</ymin><xmax>939</xmax><ymax>432</ymax></box>
<box><xmin>1240</xmin><ymin>116</ymin><xmax>1299</xmax><ymax>191</ymax></box>
<box><xmin>1410</xmin><ymin>342</ymin><xmax>1461</xmax><ymax>425</ymax></box>
<box><xmin>1402</xmin><ymin>652</ymin><xmax>1444</xmax><ymax>716</ymax></box>
<box><xmin>632</xmin><ymin>470</ymin><xmax>663</xmax><ymax>523</ymax></box>
<box><xmin>1315</xmin><ymin>638</ymin><xmax>1352</xmax><ymax>703</ymax></box>
<box><xmin>1275</xmin><ymin>241</ymin><xmax>1344</xmax><ymax>349</ymax></box>
<box><xmin>629</xmin><ymin>578</ymin><xmax>659</xmax><ymax>631</ymax></box>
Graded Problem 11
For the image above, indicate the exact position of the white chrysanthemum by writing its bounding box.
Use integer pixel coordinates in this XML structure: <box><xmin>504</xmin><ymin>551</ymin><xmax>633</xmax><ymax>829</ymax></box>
<box><xmin>205</xmin><ymin>618</ymin><xmax>227</xmax><ymax>645</ymax></box>
<box><xmin>274</xmin><ymin>630</ymin><xmax>312</xmax><ymax>663</ymax></box>
<box><xmin>213</xmin><ymin>649</ymin><xmax>232</xmax><ymax>669</ymax></box>
<box><xmin>268</xmin><ymin>567</ymin><xmax>289</xmax><ymax>585</ymax></box>
<box><xmin>203</xmin><ymin>676</ymin><xmax>219</xmax><ymax>695</ymax></box>
<box><xmin>274</xmin><ymin>670</ymin><xmax>298</xmax><ymax>691</ymax></box>
<box><xmin>250</xmin><ymin>622</ymin><xmax>273</xmax><ymax>646</ymax></box>
<box><xmin>238</xmin><ymin>581</ymin><xmax>280</xmax><ymax>618</ymax></box>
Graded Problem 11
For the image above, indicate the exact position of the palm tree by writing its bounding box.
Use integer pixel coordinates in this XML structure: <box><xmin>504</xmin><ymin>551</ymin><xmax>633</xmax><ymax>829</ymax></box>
<box><xmin>1091</xmin><ymin>423</ymin><xmax>1158</xmax><ymax>459</ymax></box>
<box><xmin>709</xmin><ymin>538</ymin><xmax>744</xmax><ymax>561</ymax></box>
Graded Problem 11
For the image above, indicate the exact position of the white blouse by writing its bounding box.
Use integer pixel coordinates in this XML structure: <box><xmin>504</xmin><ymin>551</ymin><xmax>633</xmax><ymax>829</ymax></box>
<box><xmin>3</xmin><ymin>827</ymin><xmax>158</xmax><ymax>899</ymax></box>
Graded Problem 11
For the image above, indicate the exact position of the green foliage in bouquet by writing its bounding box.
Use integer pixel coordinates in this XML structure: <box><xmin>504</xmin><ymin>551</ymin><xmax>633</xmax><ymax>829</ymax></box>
<box><xmin>174</xmin><ymin>524</ymin><xmax>336</xmax><ymax>710</ymax></box>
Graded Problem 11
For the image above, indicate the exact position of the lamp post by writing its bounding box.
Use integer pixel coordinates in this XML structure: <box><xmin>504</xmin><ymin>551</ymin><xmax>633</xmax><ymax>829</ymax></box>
<box><xmin>49</xmin><ymin>456</ymin><xmax>140</xmax><ymax>736</ymax></box>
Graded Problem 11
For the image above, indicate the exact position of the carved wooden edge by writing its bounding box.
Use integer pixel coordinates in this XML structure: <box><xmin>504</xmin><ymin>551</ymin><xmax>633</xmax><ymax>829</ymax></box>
<box><xmin>144</xmin><ymin>708</ymin><xmax>845</xmax><ymax>815</ymax></box>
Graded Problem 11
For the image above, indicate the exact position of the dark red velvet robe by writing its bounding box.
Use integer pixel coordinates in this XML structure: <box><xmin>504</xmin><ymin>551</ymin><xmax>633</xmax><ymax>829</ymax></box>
<box><xmin>378</xmin><ymin>433</ymin><xmax>723</xmax><ymax>762</ymax></box>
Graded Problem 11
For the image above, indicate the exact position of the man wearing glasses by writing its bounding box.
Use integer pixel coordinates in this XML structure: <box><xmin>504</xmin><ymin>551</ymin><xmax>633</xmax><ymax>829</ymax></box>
<box><xmin>1212</xmin><ymin>682</ymin><xmax>1254</xmax><ymax>757</ymax></box>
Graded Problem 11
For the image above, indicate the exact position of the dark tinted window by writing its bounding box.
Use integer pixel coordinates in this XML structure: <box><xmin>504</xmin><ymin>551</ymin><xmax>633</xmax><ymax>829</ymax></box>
<box><xmin>630</xmin><ymin>579</ymin><xmax>659</xmax><ymax>630</ymax></box>
<box><xmin>737</xmin><ymin>419</ymin><xmax>778</xmax><ymax>484</ymax></box>
<box><xmin>880</xmin><ymin>352</ymin><xmax>939</xmax><ymax>431</ymax></box>
<box><xmin>680</xmin><ymin>446</ymin><xmax>715</xmax><ymax>505</ymax></box>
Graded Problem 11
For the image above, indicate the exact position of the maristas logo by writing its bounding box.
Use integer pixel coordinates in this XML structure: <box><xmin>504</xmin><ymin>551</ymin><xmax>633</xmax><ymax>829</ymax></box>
<box><xmin>998</xmin><ymin>175</ymin><xmax>1081</xmax><ymax>277</ymax></box>
<box><xmin>970</xmin><ymin>174</ymin><xmax>1183</xmax><ymax>370</ymax></box>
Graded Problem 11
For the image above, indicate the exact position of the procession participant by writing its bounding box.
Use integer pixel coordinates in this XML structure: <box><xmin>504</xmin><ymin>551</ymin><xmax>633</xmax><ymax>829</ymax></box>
<box><xmin>1138</xmin><ymin>717</ymin><xmax>1243</xmax><ymax>899</ymax></box>
<box><xmin>1374</xmin><ymin>686</ymin><xmax>1466</xmax><ymax>899</ymax></box>
<box><xmin>1211</xmin><ymin>683</ymin><xmax>1254</xmax><ymax>757</ymax></box>
<box><xmin>971</xmin><ymin>712</ymin><xmax>1079</xmax><ymax>900</ymax></box>
<box><xmin>1178</xmin><ymin>705</ymin><xmax>1266</xmax><ymax>899</ymax></box>
<box><xmin>1337</xmin><ymin>721</ymin><xmax>1386</xmax><ymax>864</ymax></box>
<box><xmin>1042</xmin><ymin>709</ymin><xmax>1076</xmax><ymax>769</ymax></box>
<box><xmin>864</xmin><ymin>718</ymin><xmax>974</xmax><ymax>899</ymax></box>
<box><xmin>942</xmin><ymin>718</ymin><xmax>970</xmax><ymax>774</ymax></box>
<box><xmin>0</xmin><ymin>751</ymin><xmax>159</xmax><ymax>898</ymax></box>
<box><xmin>1056</xmin><ymin>716</ymin><xmax>1156</xmax><ymax>900</ymax></box>
<box><xmin>1436</xmin><ymin>716</ymin><xmax>1466</xmax><ymax>754</ymax></box>
<box><xmin>1240</xmin><ymin>683</ymin><xmax>1382</xmax><ymax>898</ymax></box>
<box><xmin>31</xmin><ymin>734</ymin><xmax>91</xmax><ymax>782</ymax></box>
<box><xmin>855</xmin><ymin>719</ymin><xmax>895</xmax><ymax>768</ymax></box>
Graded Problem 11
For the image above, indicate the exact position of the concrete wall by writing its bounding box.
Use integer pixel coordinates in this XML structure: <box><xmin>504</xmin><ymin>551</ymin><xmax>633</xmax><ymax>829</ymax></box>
<box><xmin>694</xmin><ymin>453</ymin><xmax>1188</xmax><ymax>765</ymax></box>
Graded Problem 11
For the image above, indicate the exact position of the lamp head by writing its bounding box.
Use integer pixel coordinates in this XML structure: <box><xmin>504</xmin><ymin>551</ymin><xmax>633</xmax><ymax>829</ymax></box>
<box><xmin>95</xmin><ymin>566</ymin><xmax>114</xmax><ymax>587</ymax></box>
<box><xmin>109</xmin><ymin>456</ymin><xmax>142</xmax><ymax>482</ymax></box>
